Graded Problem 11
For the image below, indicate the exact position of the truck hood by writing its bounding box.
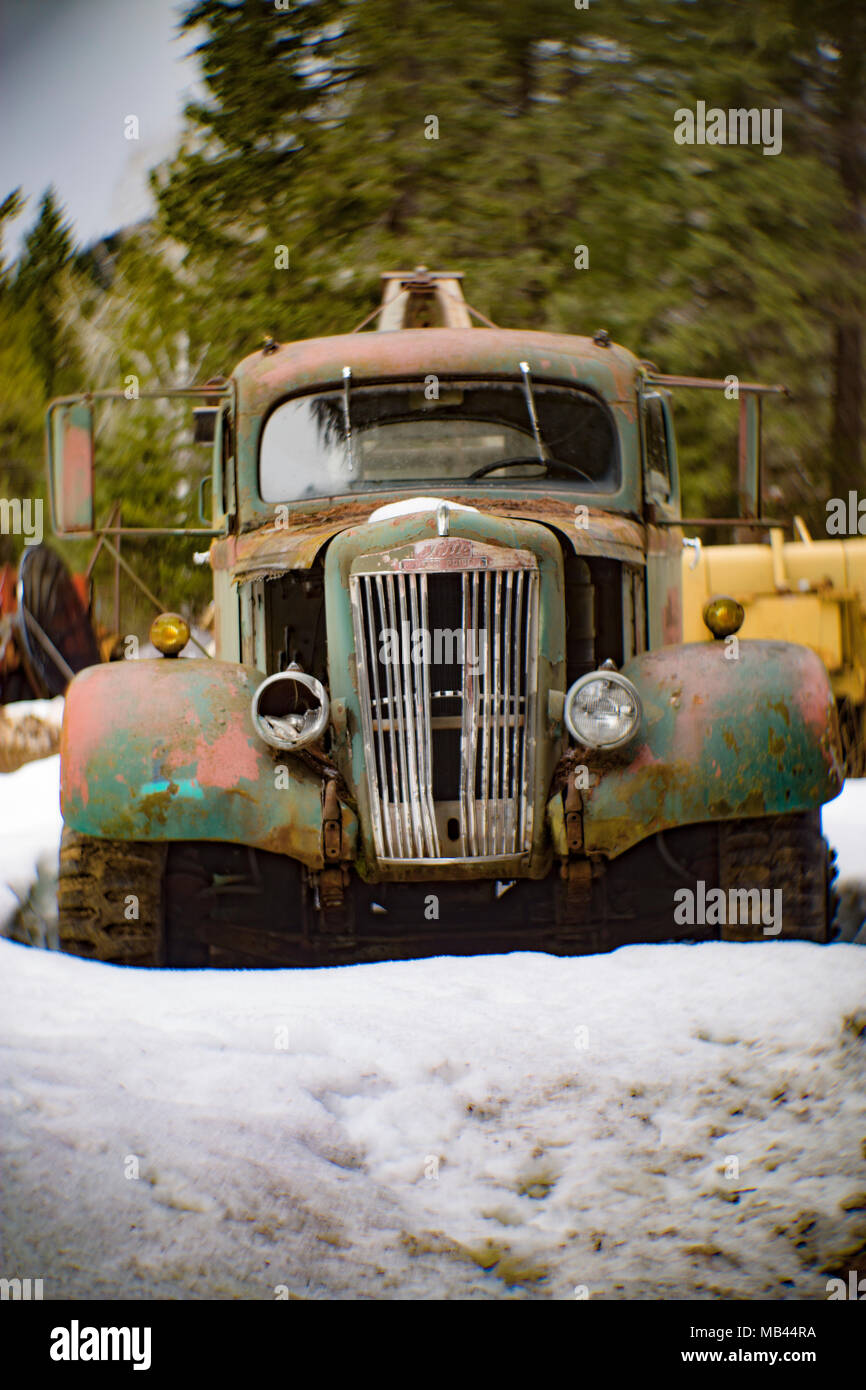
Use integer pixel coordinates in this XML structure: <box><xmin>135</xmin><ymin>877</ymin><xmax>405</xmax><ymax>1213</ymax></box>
<box><xmin>210</xmin><ymin>492</ymin><xmax>646</xmax><ymax>582</ymax></box>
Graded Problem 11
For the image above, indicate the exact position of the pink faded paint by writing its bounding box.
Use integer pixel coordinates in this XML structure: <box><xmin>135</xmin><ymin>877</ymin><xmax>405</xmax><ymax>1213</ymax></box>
<box><xmin>61</xmin><ymin>421</ymin><xmax>93</xmax><ymax>531</ymax></box>
<box><xmin>60</xmin><ymin>688</ymin><xmax>106</xmax><ymax>809</ymax></box>
<box><xmin>794</xmin><ymin>664</ymin><xmax>837</xmax><ymax>740</ymax></box>
<box><xmin>627</xmin><ymin>742</ymin><xmax>663</xmax><ymax>771</ymax></box>
<box><xmin>195</xmin><ymin>724</ymin><xmax>261</xmax><ymax>789</ymax></box>
<box><xmin>239</xmin><ymin>327</ymin><xmax>640</xmax><ymax>406</ymax></box>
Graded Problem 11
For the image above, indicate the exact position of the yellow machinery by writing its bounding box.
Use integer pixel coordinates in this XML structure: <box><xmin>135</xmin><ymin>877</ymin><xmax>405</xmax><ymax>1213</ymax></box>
<box><xmin>682</xmin><ymin>521</ymin><xmax>866</xmax><ymax>774</ymax></box>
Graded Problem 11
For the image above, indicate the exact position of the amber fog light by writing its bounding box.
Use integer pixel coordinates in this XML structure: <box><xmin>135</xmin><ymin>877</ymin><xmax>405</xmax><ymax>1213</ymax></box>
<box><xmin>150</xmin><ymin>612</ymin><xmax>190</xmax><ymax>657</ymax></box>
<box><xmin>702</xmin><ymin>595</ymin><xmax>745</xmax><ymax>640</ymax></box>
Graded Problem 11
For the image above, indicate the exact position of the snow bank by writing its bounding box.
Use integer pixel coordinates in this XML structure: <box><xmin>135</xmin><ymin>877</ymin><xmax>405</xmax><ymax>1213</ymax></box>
<box><xmin>1</xmin><ymin>755</ymin><xmax>864</xmax><ymax>1299</ymax></box>
<box><xmin>1</xmin><ymin>938</ymin><xmax>864</xmax><ymax>1300</ymax></box>
<box><xmin>0</xmin><ymin>695</ymin><xmax>63</xmax><ymax>774</ymax></box>
<box><xmin>0</xmin><ymin>696</ymin><xmax>65</xmax><ymax>729</ymax></box>
<box><xmin>0</xmin><ymin>754</ymin><xmax>61</xmax><ymax>928</ymax></box>
<box><xmin>822</xmin><ymin>780</ymin><xmax>866</xmax><ymax>884</ymax></box>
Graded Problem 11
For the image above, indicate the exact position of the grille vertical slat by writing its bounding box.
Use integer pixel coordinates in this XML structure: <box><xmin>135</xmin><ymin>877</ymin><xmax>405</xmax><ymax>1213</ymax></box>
<box><xmin>396</xmin><ymin>573</ymin><xmax>425</xmax><ymax>856</ymax></box>
<box><xmin>459</xmin><ymin>571</ymin><xmax>479</xmax><ymax>857</ymax></box>
<box><xmin>413</xmin><ymin>572</ymin><xmax>440</xmax><ymax>857</ymax></box>
<box><xmin>393</xmin><ymin>574</ymin><xmax>417</xmax><ymax>855</ymax></box>
<box><xmin>490</xmin><ymin>571</ymin><xmax>501</xmax><ymax>856</ymax></box>
<box><xmin>351</xmin><ymin>559</ymin><xmax>539</xmax><ymax>864</ymax></box>
<box><xmin>362</xmin><ymin>578</ymin><xmax>391</xmax><ymax>857</ymax></box>
<box><xmin>481</xmin><ymin>571</ymin><xmax>494</xmax><ymax>856</ymax></box>
<box><xmin>511</xmin><ymin>570</ymin><xmax>525</xmax><ymax>851</ymax></box>
<box><xmin>501</xmin><ymin>570</ymin><xmax>513</xmax><ymax>857</ymax></box>
<box><xmin>519</xmin><ymin>571</ymin><xmax>538</xmax><ymax>850</ymax></box>
<box><xmin>378</xmin><ymin>574</ymin><xmax>406</xmax><ymax>857</ymax></box>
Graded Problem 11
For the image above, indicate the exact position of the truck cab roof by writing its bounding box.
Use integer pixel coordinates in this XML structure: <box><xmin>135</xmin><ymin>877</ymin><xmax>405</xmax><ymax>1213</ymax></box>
<box><xmin>234</xmin><ymin>326</ymin><xmax>643</xmax><ymax>414</ymax></box>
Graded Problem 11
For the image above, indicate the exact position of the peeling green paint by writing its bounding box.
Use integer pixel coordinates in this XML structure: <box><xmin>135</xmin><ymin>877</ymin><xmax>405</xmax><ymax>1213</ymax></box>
<box><xmin>61</xmin><ymin>660</ymin><xmax>357</xmax><ymax>867</ymax></box>
<box><xmin>577</xmin><ymin>640</ymin><xmax>842</xmax><ymax>858</ymax></box>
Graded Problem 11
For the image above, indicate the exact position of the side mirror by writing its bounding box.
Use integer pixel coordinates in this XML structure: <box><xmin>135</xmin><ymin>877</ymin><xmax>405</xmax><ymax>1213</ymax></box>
<box><xmin>193</xmin><ymin>406</ymin><xmax>219</xmax><ymax>444</ymax></box>
<box><xmin>47</xmin><ymin>399</ymin><xmax>95</xmax><ymax>535</ymax></box>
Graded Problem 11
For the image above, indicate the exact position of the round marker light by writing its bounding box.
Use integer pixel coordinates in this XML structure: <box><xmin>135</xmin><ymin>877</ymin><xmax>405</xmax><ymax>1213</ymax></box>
<box><xmin>702</xmin><ymin>595</ymin><xmax>744</xmax><ymax>640</ymax></box>
<box><xmin>150</xmin><ymin>612</ymin><xmax>191</xmax><ymax>657</ymax></box>
<box><xmin>564</xmin><ymin>671</ymin><xmax>642</xmax><ymax>750</ymax></box>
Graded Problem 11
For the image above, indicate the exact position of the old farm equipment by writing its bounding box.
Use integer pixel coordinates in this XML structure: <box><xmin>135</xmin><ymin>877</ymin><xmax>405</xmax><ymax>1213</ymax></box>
<box><xmin>682</xmin><ymin>521</ymin><xmax>866</xmax><ymax>777</ymax></box>
<box><xmin>0</xmin><ymin>546</ymin><xmax>100</xmax><ymax>705</ymax></box>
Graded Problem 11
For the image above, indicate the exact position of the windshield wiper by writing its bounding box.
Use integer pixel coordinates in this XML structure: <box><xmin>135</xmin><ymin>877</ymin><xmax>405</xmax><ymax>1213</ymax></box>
<box><xmin>342</xmin><ymin>365</ymin><xmax>355</xmax><ymax>473</ymax></box>
<box><xmin>468</xmin><ymin>455</ymin><xmax>595</xmax><ymax>483</ymax></box>
<box><xmin>519</xmin><ymin>360</ymin><xmax>547</xmax><ymax>464</ymax></box>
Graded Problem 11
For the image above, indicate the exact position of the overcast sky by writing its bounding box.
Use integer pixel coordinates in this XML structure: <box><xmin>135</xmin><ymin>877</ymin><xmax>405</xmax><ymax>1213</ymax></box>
<box><xmin>0</xmin><ymin>0</ymin><xmax>203</xmax><ymax>259</ymax></box>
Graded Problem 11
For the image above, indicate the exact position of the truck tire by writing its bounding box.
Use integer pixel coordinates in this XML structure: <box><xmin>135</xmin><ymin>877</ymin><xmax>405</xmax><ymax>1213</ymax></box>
<box><xmin>56</xmin><ymin>813</ymin><xmax>838</xmax><ymax>966</ymax></box>
<box><xmin>592</xmin><ymin>811</ymin><xmax>837</xmax><ymax>950</ymax></box>
<box><xmin>718</xmin><ymin>811</ymin><xmax>836</xmax><ymax>943</ymax></box>
<box><xmin>57</xmin><ymin>828</ymin><xmax>167</xmax><ymax>965</ymax></box>
<box><xmin>838</xmin><ymin>697</ymin><xmax>866</xmax><ymax>779</ymax></box>
<box><xmin>57</xmin><ymin>833</ymin><xmax>307</xmax><ymax>967</ymax></box>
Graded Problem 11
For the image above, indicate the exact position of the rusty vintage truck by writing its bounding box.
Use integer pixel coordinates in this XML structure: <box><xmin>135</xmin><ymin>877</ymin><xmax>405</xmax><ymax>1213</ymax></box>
<box><xmin>46</xmin><ymin>268</ymin><xmax>843</xmax><ymax>965</ymax></box>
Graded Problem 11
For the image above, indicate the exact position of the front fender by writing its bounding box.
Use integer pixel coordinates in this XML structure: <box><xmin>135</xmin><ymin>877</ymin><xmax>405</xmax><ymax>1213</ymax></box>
<box><xmin>61</xmin><ymin>659</ymin><xmax>357</xmax><ymax>867</ymax></box>
<box><xmin>554</xmin><ymin>640</ymin><xmax>842</xmax><ymax>858</ymax></box>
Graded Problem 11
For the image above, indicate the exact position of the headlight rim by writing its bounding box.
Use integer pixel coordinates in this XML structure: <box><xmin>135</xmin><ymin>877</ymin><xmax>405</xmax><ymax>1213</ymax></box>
<box><xmin>251</xmin><ymin>669</ymin><xmax>330</xmax><ymax>751</ymax></box>
<box><xmin>564</xmin><ymin>669</ymin><xmax>643</xmax><ymax>751</ymax></box>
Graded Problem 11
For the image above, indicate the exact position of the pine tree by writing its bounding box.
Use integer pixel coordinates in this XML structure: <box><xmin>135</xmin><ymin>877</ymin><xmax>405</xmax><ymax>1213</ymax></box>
<box><xmin>141</xmin><ymin>0</ymin><xmax>865</xmax><ymax>528</ymax></box>
<box><xmin>0</xmin><ymin>191</ymin><xmax>51</xmax><ymax>565</ymax></box>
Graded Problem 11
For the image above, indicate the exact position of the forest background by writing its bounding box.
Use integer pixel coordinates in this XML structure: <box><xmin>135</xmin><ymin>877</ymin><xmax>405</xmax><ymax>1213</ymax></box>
<box><xmin>0</xmin><ymin>0</ymin><xmax>862</xmax><ymax>630</ymax></box>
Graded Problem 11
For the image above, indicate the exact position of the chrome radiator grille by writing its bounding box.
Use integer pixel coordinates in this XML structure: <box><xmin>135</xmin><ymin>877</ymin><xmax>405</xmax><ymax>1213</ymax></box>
<box><xmin>351</xmin><ymin>557</ymin><xmax>539</xmax><ymax>863</ymax></box>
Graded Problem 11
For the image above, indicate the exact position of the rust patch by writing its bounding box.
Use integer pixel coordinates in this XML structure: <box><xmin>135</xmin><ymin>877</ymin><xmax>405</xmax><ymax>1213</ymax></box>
<box><xmin>767</xmin><ymin>728</ymin><xmax>787</xmax><ymax>760</ymax></box>
<box><xmin>137</xmin><ymin>781</ymin><xmax>180</xmax><ymax>831</ymax></box>
<box><xmin>224</xmin><ymin>496</ymin><xmax>645</xmax><ymax>579</ymax></box>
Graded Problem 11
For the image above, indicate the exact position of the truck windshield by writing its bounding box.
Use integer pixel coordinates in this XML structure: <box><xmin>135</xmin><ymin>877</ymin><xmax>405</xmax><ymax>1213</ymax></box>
<box><xmin>259</xmin><ymin>380</ymin><xmax>618</xmax><ymax>501</ymax></box>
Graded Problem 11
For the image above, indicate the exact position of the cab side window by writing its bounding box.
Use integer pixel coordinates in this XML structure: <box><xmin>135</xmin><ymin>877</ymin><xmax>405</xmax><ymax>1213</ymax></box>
<box><xmin>643</xmin><ymin>393</ymin><xmax>672</xmax><ymax>501</ymax></box>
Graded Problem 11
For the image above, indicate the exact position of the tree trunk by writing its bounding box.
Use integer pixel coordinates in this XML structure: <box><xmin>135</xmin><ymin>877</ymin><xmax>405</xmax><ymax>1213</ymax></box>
<box><xmin>831</xmin><ymin>322</ymin><xmax>863</xmax><ymax>490</ymax></box>
<box><xmin>828</xmin><ymin>3</ymin><xmax>865</xmax><ymax>499</ymax></box>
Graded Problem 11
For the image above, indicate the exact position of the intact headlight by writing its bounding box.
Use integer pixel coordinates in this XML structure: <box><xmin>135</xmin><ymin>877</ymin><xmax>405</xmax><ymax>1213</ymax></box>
<box><xmin>564</xmin><ymin>671</ymin><xmax>642</xmax><ymax>750</ymax></box>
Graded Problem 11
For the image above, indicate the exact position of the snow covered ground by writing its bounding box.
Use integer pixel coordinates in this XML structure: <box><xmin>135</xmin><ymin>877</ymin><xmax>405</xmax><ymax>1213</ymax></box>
<box><xmin>0</xmin><ymin>733</ymin><xmax>864</xmax><ymax>1300</ymax></box>
<box><xmin>822</xmin><ymin>779</ymin><xmax>866</xmax><ymax>886</ymax></box>
<box><xmin>0</xmin><ymin>753</ymin><xmax>62</xmax><ymax>932</ymax></box>
<box><xmin>1</xmin><ymin>938</ymin><xmax>864</xmax><ymax>1300</ymax></box>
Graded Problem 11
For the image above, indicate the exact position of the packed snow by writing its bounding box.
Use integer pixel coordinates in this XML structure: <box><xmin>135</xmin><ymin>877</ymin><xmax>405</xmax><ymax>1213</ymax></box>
<box><xmin>0</xmin><ymin>696</ymin><xmax>65</xmax><ymax>730</ymax></box>
<box><xmin>822</xmin><ymin>779</ymin><xmax>866</xmax><ymax>887</ymax></box>
<box><xmin>0</xmin><ymin>722</ymin><xmax>864</xmax><ymax>1299</ymax></box>
<box><xmin>1</xmin><ymin>938</ymin><xmax>864</xmax><ymax>1300</ymax></box>
<box><xmin>0</xmin><ymin>754</ymin><xmax>62</xmax><ymax>930</ymax></box>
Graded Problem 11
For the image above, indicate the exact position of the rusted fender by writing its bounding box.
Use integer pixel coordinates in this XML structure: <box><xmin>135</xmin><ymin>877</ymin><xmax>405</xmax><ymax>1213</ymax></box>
<box><xmin>551</xmin><ymin>640</ymin><xmax>843</xmax><ymax>859</ymax></box>
<box><xmin>60</xmin><ymin>659</ymin><xmax>357</xmax><ymax>867</ymax></box>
